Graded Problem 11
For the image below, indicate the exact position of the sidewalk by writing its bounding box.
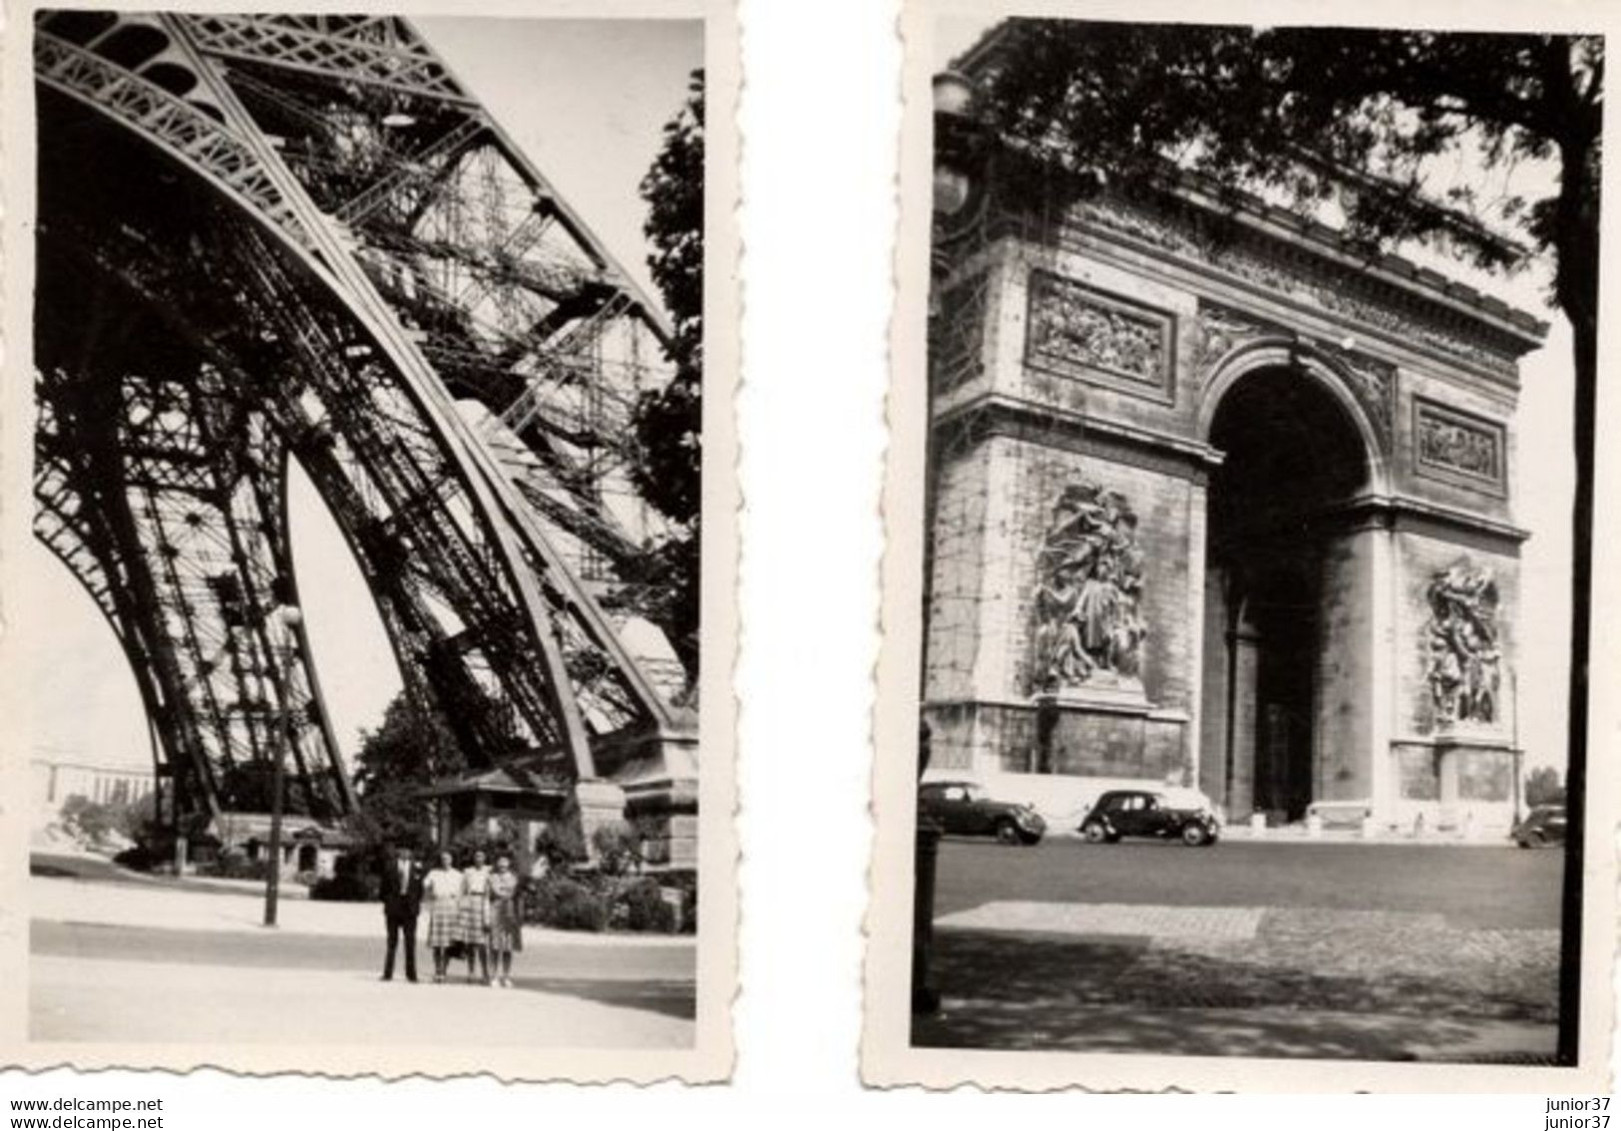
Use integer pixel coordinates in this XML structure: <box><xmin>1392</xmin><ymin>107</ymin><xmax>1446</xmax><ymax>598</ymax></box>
<box><xmin>27</xmin><ymin>871</ymin><xmax>697</xmax><ymax>1049</ymax></box>
<box><xmin>914</xmin><ymin>902</ymin><xmax>1558</xmax><ymax>1062</ymax></box>
<box><xmin>32</xmin><ymin>955</ymin><xmax>693</xmax><ymax>1048</ymax></box>
<box><xmin>913</xmin><ymin>1000</ymin><xmax>1556</xmax><ymax>1062</ymax></box>
<box><xmin>1041</xmin><ymin>823</ymin><xmax>1521</xmax><ymax>847</ymax></box>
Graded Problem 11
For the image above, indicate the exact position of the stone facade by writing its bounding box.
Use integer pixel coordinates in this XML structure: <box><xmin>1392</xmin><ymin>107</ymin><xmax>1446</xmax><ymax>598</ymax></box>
<box><xmin>31</xmin><ymin>755</ymin><xmax>154</xmax><ymax>821</ymax></box>
<box><xmin>925</xmin><ymin>144</ymin><xmax>1544</xmax><ymax>834</ymax></box>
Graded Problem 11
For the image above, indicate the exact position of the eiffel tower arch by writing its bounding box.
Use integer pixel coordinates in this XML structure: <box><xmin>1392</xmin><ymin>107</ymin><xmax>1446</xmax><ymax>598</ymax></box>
<box><xmin>32</xmin><ymin>12</ymin><xmax>699</xmax><ymax>861</ymax></box>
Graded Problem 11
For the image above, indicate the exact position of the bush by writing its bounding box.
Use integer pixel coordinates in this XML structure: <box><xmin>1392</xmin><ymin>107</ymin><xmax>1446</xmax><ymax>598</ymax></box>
<box><xmin>449</xmin><ymin>817</ymin><xmax>520</xmax><ymax>867</ymax></box>
<box><xmin>591</xmin><ymin>820</ymin><xmax>644</xmax><ymax>877</ymax></box>
<box><xmin>310</xmin><ymin>873</ymin><xmax>376</xmax><ymax>902</ymax></box>
<box><xmin>634</xmin><ymin>816</ymin><xmax>673</xmax><ymax>867</ymax></box>
<box><xmin>523</xmin><ymin>870</ymin><xmax>692</xmax><ymax>935</ymax></box>
<box><xmin>199</xmin><ymin>854</ymin><xmax>271</xmax><ymax>882</ymax></box>
<box><xmin>534</xmin><ymin>818</ymin><xmax>587</xmax><ymax>870</ymax></box>
<box><xmin>59</xmin><ymin>794</ymin><xmax>147</xmax><ymax>850</ymax></box>
<box><xmin>527</xmin><ymin>875</ymin><xmax>610</xmax><ymax>932</ymax></box>
<box><xmin>113</xmin><ymin>843</ymin><xmax>164</xmax><ymax>873</ymax></box>
<box><xmin>610</xmin><ymin>877</ymin><xmax>676</xmax><ymax>933</ymax></box>
<box><xmin>660</xmin><ymin>870</ymin><xmax>698</xmax><ymax>935</ymax></box>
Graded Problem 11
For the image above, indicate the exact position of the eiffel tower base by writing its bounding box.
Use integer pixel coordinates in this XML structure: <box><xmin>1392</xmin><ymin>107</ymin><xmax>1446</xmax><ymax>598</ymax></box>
<box><xmin>574</xmin><ymin>778</ymin><xmax>631</xmax><ymax>865</ymax></box>
<box><xmin>591</xmin><ymin>727</ymin><xmax>700</xmax><ymax>870</ymax></box>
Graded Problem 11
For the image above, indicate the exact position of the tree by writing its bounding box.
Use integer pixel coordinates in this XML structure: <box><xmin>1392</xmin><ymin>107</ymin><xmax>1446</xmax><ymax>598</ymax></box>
<box><xmin>630</xmin><ymin>68</ymin><xmax>704</xmax><ymax>683</ymax></box>
<box><xmin>58</xmin><ymin>794</ymin><xmax>129</xmax><ymax>849</ymax></box>
<box><xmin>967</xmin><ymin>21</ymin><xmax>1600</xmax><ymax>1063</ymax></box>
<box><xmin>346</xmin><ymin>691</ymin><xmax>465</xmax><ymax>859</ymax></box>
<box><xmin>1525</xmin><ymin>765</ymin><xmax>1566</xmax><ymax>808</ymax></box>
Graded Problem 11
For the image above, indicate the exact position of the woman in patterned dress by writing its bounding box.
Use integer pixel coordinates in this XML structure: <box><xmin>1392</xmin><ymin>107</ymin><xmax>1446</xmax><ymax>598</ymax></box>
<box><xmin>422</xmin><ymin>849</ymin><xmax>462</xmax><ymax>984</ymax></box>
<box><xmin>487</xmin><ymin>854</ymin><xmax>523</xmax><ymax>987</ymax></box>
<box><xmin>456</xmin><ymin>847</ymin><xmax>493</xmax><ymax>985</ymax></box>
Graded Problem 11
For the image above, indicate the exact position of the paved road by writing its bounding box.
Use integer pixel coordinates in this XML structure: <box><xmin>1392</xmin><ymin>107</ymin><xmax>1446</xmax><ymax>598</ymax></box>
<box><xmin>934</xmin><ymin>837</ymin><xmax>1563</xmax><ymax>928</ymax></box>
<box><xmin>917</xmin><ymin>838</ymin><xmax>1563</xmax><ymax>1061</ymax></box>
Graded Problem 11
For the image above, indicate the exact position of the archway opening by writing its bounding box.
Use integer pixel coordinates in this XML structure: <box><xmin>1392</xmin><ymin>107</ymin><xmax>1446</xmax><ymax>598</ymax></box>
<box><xmin>1201</xmin><ymin>366</ymin><xmax>1370</xmax><ymax>823</ymax></box>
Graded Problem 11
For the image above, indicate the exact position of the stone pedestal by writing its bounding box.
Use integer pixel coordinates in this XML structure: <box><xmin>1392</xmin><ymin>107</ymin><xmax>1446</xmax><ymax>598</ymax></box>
<box><xmin>1030</xmin><ymin>686</ymin><xmax>1185</xmax><ymax>781</ymax></box>
<box><xmin>1433</xmin><ymin>730</ymin><xmax>1517</xmax><ymax>834</ymax></box>
<box><xmin>573</xmin><ymin>778</ymin><xmax>628</xmax><ymax>863</ymax></box>
<box><xmin>591</xmin><ymin>723</ymin><xmax>699</xmax><ymax>869</ymax></box>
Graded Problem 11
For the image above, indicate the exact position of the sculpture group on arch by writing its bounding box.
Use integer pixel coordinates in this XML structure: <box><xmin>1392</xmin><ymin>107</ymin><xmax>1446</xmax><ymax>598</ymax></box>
<box><xmin>1030</xmin><ymin>481</ymin><xmax>1148</xmax><ymax>693</ymax></box>
<box><xmin>1424</xmin><ymin>560</ymin><xmax>1503</xmax><ymax>727</ymax></box>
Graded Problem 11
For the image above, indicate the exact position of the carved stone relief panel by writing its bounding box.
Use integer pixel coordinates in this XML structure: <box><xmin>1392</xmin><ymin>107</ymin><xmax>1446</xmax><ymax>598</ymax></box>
<box><xmin>1193</xmin><ymin>303</ymin><xmax>1280</xmax><ymax>373</ymax></box>
<box><xmin>1071</xmin><ymin>195</ymin><xmax>1520</xmax><ymax>381</ymax></box>
<box><xmin>1320</xmin><ymin>343</ymin><xmax>1396</xmax><ymax>445</ymax></box>
<box><xmin>1413</xmin><ymin>398</ymin><xmax>1506</xmax><ymax>494</ymax></box>
<box><xmin>1422</xmin><ymin>559</ymin><xmax>1502</xmax><ymax>729</ymax></box>
<box><xmin>1024</xmin><ymin>271</ymin><xmax>1175</xmax><ymax>402</ymax></box>
<box><xmin>1029</xmin><ymin>480</ymin><xmax>1148</xmax><ymax>694</ymax></box>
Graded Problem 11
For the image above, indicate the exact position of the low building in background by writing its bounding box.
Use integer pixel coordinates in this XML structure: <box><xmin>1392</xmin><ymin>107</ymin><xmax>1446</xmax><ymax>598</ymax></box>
<box><xmin>30</xmin><ymin>752</ymin><xmax>155</xmax><ymax>827</ymax></box>
<box><xmin>205</xmin><ymin>811</ymin><xmax>355</xmax><ymax>880</ymax></box>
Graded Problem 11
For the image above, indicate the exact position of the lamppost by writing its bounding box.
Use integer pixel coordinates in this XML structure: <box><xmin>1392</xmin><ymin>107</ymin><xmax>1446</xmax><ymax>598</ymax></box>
<box><xmin>262</xmin><ymin>602</ymin><xmax>303</xmax><ymax>929</ymax></box>
<box><xmin>913</xmin><ymin>70</ymin><xmax>983</xmax><ymax>1018</ymax></box>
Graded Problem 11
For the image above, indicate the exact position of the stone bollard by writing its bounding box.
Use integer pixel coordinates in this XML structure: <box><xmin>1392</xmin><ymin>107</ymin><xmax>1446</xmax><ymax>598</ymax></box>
<box><xmin>1306</xmin><ymin>812</ymin><xmax>1323</xmax><ymax>838</ymax></box>
<box><xmin>1249</xmin><ymin>812</ymin><xmax>1267</xmax><ymax>838</ymax></box>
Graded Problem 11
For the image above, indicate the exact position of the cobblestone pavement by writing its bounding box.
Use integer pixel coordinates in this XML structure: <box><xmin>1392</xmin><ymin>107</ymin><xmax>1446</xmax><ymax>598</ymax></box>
<box><xmin>914</xmin><ymin>903</ymin><xmax>1558</xmax><ymax>1059</ymax></box>
<box><xmin>936</xmin><ymin>901</ymin><xmax>1265</xmax><ymax>940</ymax></box>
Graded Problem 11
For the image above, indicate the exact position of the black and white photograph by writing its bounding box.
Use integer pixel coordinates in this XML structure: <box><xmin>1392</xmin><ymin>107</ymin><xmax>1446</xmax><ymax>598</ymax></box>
<box><xmin>868</xmin><ymin>0</ymin><xmax>1615</xmax><ymax>1089</ymax></box>
<box><xmin>2</xmin><ymin>0</ymin><xmax>737</xmax><ymax>1081</ymax></box>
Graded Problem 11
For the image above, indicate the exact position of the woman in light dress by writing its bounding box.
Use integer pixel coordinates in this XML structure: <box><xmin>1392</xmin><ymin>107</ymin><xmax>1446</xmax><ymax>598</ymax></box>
<box><xmin>487</xmin><ymin>854</ymin><xmax>523</xmax><ymax>987</ymax></box>
<box><xmin>423</xmin><ymin>849</ymin><xmax>462</xmax><ymax>984</ymax></box>
<box><xmin>456</xmin><ymin>847</ymin><xmax>493</xmax><ymax>985</ymax></box>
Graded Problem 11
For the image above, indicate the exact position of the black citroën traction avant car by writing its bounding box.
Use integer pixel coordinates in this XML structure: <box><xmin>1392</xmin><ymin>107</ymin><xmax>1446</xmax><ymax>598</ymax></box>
<box><xmin>1078</xmin><ymin>789</ymin><xmax>1221</xmax><ymax>847</ymax></box>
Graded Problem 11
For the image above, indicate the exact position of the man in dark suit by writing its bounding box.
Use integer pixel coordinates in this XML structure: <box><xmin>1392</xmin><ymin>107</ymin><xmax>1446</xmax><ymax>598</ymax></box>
<box><xmin>379</xmin><ymin>843</ymin><xmax>424</xmax><ymax>983</ymax></box>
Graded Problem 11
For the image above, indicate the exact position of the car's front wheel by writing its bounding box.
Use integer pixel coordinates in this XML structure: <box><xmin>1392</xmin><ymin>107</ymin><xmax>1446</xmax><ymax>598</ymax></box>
<box><xmin>994</xmin><ymin>819</ymin><xmax>1021</xmax><ymax>845</ymax></box>
<box><xmin>1180</xmin><ymin>823</ymin><xmax>1210</xmax><ymax>847</ymax></box>
<box><xmin>1081</xmin><ymin>821</ymin><xmax>1109</xmax><ymax>844</ymax></box>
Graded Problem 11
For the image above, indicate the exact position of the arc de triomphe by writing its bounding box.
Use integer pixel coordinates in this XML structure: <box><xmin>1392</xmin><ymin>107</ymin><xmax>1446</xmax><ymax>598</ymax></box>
<box><xmin>923</xmin><ymin>84</ymin><xmax>1546</xmax><ymax>835</ymax></box>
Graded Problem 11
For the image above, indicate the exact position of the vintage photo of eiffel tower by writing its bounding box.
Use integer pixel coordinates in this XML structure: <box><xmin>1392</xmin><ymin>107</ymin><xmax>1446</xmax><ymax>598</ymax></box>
<box><xmin>10</xmin><ymin>4</ymin><xmax>735</xmax><ymax>1081</ymax></box>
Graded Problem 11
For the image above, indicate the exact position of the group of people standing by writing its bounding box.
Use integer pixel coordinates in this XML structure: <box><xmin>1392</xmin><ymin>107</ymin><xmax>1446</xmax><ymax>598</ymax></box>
<box><xmin>379</xmin><ymin>844</ymin><xmax>525</xmax><ymax>987</ymax></box>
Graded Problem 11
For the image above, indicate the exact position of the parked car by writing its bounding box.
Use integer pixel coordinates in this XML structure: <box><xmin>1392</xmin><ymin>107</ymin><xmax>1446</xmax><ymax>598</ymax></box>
<box><xmin>1512</xmin><ymin>804</ymin><xmax>1567</xmax><ymax>848</ymax></box>
<box><xmin>1078</xmin><ymin>788</ymin><xmax>1220</xmax><ymax>847</ymax></box>
<box><xmin>918</xmin><ymin>781</ymin><xmax>1046</xmax><ymax>845</ymax></box>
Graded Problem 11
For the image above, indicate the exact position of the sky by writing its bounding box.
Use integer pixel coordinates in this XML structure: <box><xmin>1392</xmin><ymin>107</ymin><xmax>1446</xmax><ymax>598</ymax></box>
<box><xmin>932</xmin><ymin>17</ymin><xmax>1578</xmax><ymax>776</ymax></box>
<box><xmin>26</xmin><ymin>18</ymin><xmax>702</xmax><ymax>773</ymax></box>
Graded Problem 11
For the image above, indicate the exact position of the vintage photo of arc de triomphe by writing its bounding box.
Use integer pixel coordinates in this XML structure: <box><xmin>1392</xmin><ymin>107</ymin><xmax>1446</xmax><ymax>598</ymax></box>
<box><xmin>861</xmin><ymin>14</ymin><xmax>1608</xmax><ymax>1083</ymax></box>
